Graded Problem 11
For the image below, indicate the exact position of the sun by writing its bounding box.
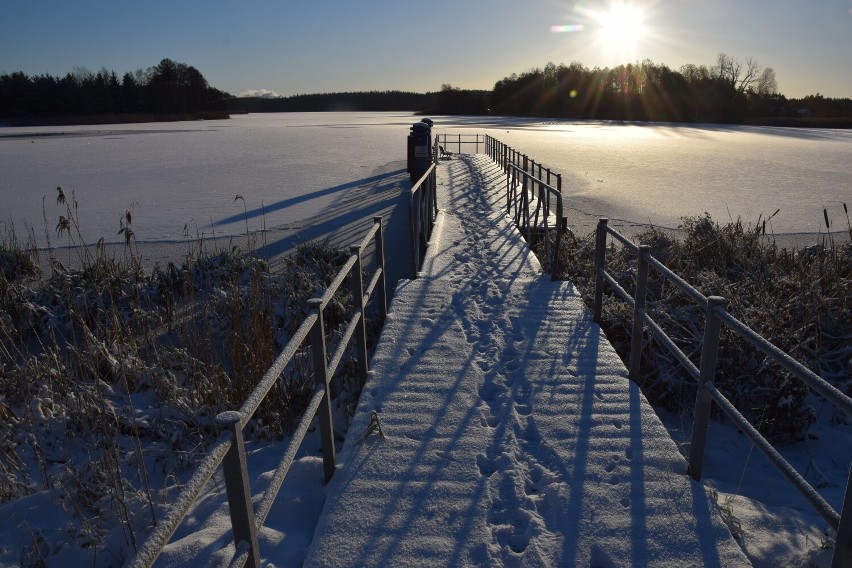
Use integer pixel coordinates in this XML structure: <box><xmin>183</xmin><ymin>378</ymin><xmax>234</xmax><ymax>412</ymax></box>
<box><xmin>590</xmin><ymin>2</ymin><xmax>647</xmax><ymax>58</ymax></box>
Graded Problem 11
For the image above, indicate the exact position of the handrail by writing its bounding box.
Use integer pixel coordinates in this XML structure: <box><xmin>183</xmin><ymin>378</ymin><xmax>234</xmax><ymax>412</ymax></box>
<box><xmin>484</xmin><ymin>135</ymin><xmax>566</xmax><ymax>281</ymax></box>
<box><xmin>127</xmin><ymin>216</ymin><xmax>389</xmax><ymax>568</ymax></box>
<box><xmin>129</xmin><ymin>432</ymin><xmax>235</xmax><ymax>567</ymax></box>
<box><xmin>408</xmin><ymin>138</ymin><xmax>439</xmax><ymax>278</ymax></box>
<box><xmin>506</xmin><ymin>164</ymin><xmax>565</xmax><ymax>280</ymax></box>
<box><xmin>592</xmin><ymin>217</ymin><xmax>852</xmax><ymax>565</ymax></box>
<box><xmin>436</xmin><ymin>133</ymin><xmax>485</xmax><ymax>154</ymax></box>
<box><xmin>714</xmin><ymin>307</ymin><xmax>852</xmax><ymax>417</ymax></box>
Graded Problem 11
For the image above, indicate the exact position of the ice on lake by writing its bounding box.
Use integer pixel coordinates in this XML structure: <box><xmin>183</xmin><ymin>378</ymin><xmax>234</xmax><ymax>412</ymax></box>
<box><xmin>1</xmin><ymin>112</ymin><xmax>849</xmax><ymax>256</ymax></box>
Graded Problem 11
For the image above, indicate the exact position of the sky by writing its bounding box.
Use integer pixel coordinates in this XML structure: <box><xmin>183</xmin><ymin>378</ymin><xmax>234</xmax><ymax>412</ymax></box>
<box><xmin>2</xmin><ymin>0</ymin><xmax>852</xmax><ymax>99</ymax></box>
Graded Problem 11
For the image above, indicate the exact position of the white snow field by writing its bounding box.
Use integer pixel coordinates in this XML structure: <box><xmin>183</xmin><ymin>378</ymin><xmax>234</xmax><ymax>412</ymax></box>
<box><xmin>303</xmin><ymin>155</ymin><xmax>749</xmax><ymax>567</ymax></box>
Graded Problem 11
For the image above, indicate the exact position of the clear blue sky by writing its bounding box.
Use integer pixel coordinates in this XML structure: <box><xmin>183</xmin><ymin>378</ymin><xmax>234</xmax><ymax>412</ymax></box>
<box><xmin>2</xmin><ymin>0</ymin><xmax>851</xmax><ymax>99</ymax></box>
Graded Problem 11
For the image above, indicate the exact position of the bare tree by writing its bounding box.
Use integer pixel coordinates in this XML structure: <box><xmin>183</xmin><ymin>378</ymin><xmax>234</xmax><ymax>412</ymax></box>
<box><xmin>712</xmin><ymin>52</ymin><xmax>761</xmax><ymax>94</ymax></box>
<box><xmin>680</xmin><ymin>63</ymin><xmax>710</xmax><ymax>83</ymax></box>
<box><xmin>757</xmin><ymin>67</ymin><xmax>778</xmax><ymax>96</ymax></box>
<box><xmin>71</xmin><ymin>66</ymin><xmax>93</xmax><ymax>86</ymax></box>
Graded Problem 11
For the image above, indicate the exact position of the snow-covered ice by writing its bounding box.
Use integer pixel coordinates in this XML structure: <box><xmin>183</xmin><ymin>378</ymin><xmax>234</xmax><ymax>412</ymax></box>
<box><xmin>2</xmin><ymin>113</ymin><xmax>849</xmax><ymax>262</ymax></box>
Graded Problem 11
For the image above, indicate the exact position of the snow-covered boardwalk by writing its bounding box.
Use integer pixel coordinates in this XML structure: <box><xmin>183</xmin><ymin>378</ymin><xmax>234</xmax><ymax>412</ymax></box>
<box><xmin>304</xmin><ymin>155</ymin><xmax>749</xmax><ymax>567</ymax></box>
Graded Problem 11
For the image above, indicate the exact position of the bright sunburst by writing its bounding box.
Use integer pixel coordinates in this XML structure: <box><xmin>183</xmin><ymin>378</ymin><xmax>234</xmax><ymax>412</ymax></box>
<box><xmin>569</xmin><ymin>2</ymin><xmax>648</xmax><ymax>61</ymax></box>
<box><xmin>595</xmin><ymin>3</ymin><xmax>646</xmax><ymax>53</ymax></box>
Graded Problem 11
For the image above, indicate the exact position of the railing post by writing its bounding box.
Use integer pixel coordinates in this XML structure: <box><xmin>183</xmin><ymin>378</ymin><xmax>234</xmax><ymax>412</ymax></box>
<box><xmin>593</xmin><ymin>218</ymin><xmax>609</xmax><ymax>323</ymax></box>
<box><xmin>552</xmin><ymin>196</ymin><xmax>563</xmax><ymax>281</ymax></box>
<box><xmin>541</xmin><ymin>184</ymin><xmax>550</xmax><ymax>260</ymax></box>
<box><xmin>215</xmin><ymin>411</ymin><xmax>261</xmax><ymax>568</ymax></box>
<box><xmin>688</xmin><ymin>296</ymin><xmax>727</xmax><ymax>481</ymax></box>
<box><xmin>522</xmin><ymin>155</ymin><xmax>531</xmax><ymax>243</ymax></box>
<box><xmin>833</xmin><ymin>465</ymin><xmax>852</xmax><ymax>567</ymax></box>
<box><xmin>431</xmin><ymin>166</ymin><xmax>438</xmax><ymax>224</ymax></box>
<box><xmin>409</xmin><ymin>188</ymin><xmax>419</xmax><ymax>279</ymax></box>
<box><xmin>592</xmin><ymin>218</ymin><xmax>609</xmax><ymax>324</ymax></box>
<box><xmin>308</xmin><ymin>298</ymin><xmax>337</xmax><ymax>483</ymax></box>
<box><xmin>629</xmin><ymin>245</ymin><xmax>650</xmax><ymax>380</ymax></box>
<box><xmin>506</xmin><ymin>165</ymin><xmax>511</xmax><ymax>214</ymax></box>
<box><xmin>513</xmin><ymin>166</ymin><xmax>519</xmax><ymax>222</ymax></box>
<box><xmin>373</xmin><ymin>216</ymin><xmax>388</xmax><ymax>323</ymax></box>
<box><xmin>349</xmin><ymin>245</ymin><xmax>369</xmax><ymax>388</ymax></box>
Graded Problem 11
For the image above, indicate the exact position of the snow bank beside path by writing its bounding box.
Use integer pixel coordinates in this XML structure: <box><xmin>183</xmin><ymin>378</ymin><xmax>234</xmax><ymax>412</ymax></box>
<box><xmin>303</xmin><ymin>155</ymin><xmax>748</xmax><ymax>566</ymax></box>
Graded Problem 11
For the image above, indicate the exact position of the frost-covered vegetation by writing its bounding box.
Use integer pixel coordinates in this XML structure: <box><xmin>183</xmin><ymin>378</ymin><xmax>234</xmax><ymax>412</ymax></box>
<box><xmin>538</xmin><ymin>211</ymin><xmax>852</xmax><ymax>443</ymax></box>
<box><xmin>0</xmin><ymin>192</ymin><xmax>372</xmax><ymax>565</ymax></box>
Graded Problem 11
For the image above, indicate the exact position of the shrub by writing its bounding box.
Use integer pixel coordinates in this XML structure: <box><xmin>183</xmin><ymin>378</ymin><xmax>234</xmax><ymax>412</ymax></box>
<box><xmin>1</xmin><ymin>204</ymin><xmax>373</xmax><ymax>564</ymax></box>
<box><xmin>537</xmin><ymin>213</ymin><xmax>851</xmax><ymax>443</ymax></box>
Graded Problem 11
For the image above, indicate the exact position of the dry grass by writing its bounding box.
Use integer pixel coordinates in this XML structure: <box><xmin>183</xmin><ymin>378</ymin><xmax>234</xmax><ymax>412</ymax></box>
<box><xmin>537</xmin><ymin>212</ymin><xmax>851</xmax><ymax>443</ymax></box>
<box><xmin>0</xmin><ymin>197</ymin><xmax>374</xmax><ymax>564</ymax></box>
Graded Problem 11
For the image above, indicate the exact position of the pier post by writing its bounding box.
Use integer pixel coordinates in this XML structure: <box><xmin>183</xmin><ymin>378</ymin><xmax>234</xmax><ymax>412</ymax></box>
<box><xmin>629</xmin><ymin>245</ymin><xmax>650</xmax><ymax>380</ymax></box>
<box><xmin>216</xmin><ymin>411</ymin><xmax>261</xmax><ymax>568</ymax></box>
<box><xmin>350</xmin><ymin>245</ymin><xmax>369</xmax><ymax>388</ymax></box>
<box><xmin>373</xmin><ymin>216</ymin><xmax>388</xmax><ymax>322</ymax></box>
<box><xmin>689</xmin><ymin>296</ymin><xmax>727</xmax><ymax>481</ymax></box>
<box><xmin>593</xmin><ymin>218</ymin><xmax>609</xmax><ymax>323</ymax></box>
<box><xmin>309</xmin><ymin>298</ymin><xmax>337</xmax><ymax>483</ymax></box>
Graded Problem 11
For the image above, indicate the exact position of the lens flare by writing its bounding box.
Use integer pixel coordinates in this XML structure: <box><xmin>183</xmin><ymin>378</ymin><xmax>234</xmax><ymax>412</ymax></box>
<box><xmin>550</xmin><ymin>24</ymin><xmax>585</xmax><ymax>33</ymax></box>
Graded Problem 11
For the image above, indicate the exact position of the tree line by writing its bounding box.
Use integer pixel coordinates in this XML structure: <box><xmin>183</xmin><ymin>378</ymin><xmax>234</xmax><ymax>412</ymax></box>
<box><xmin>461</xmin><ymin>54</ymin><xmax>852</xmax><ymax>125</ymax></box>
<box><xmin>222</xmin><ymin>90</ymin><xmax>435</xmax><ymax>113</ymax></box>
<box><xmin>3</xmin><ymin>54</ymin><xmax>850</xmax><ymax>126</ymax></box>
<box><xmin>0</xmin><ymin>58</ymin><xmax>231</xmax><ymax>121</ymax></box>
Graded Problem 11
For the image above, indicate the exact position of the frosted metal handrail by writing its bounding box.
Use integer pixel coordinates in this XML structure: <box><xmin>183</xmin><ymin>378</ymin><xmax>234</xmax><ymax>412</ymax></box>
<box><xmin>127</xmin><ymin>217</ymin><xmax>388</xmax><ymax>568</ymax></box>
<box><xmin>127</xmin><ymin>432</ymin><xmax>235</xmax><ymax>567</ymax></box>
<box><xmin>436</xmin><ymin>133</ymin><xmax>486</xmax><ymax>154</ymax></box>
<box><xmin>477</xmin><ymin>141</ymin><xmax>564</xmax><ymax>281</ymax></box>
<box><xmin>591</xmin><ymin>217</ymin><xmax>852</xmax><ymax>565</ymax></box>
<box><xmin>505</xmin><ymin>163</ymin><xmax>565</xmax><ymax>280</ymax></box>
<box><xmin>715</xmin><ymin>307</ymin><xmax>852</xmax><ymax>418</ymax></box>
<box><xmin>408</xmin><ymin>143</ymin><xmax>438</xmax><ymax>278</ymax></box>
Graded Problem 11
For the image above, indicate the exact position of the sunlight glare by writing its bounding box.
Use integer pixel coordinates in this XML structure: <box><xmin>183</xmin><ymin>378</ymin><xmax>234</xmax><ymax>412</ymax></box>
<box><xmin>574</xmin><ymin>2</ymin><xmax>647</xmax><ymax>60</ymax></box>
<box><xmin>597</xmin><ymin>3</ymin><xmax>645</xmax><ymax>55</ymax></box>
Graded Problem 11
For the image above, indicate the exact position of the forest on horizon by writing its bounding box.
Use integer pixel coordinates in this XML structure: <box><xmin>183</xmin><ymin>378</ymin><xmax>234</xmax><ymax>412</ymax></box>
<box><xmin>2</xmin><ymin>55</ymin><xmax>851</xmax><ymax>127</ymax></box>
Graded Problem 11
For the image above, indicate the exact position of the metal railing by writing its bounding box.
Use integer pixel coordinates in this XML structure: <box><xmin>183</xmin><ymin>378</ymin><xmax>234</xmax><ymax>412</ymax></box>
<box><xmin>128</xmin><ymin>217</ymin><xmax>388</xmax><ymax>568</ymax></box>
<box><xmin>408</xmin><ymin>139</ymin><xmax>439</xmax><ymax>278</ymax></box>
<box><xmin>436</xmin><ymin>133</ymin><xmax>486</xmax><ymax>154</ymax></box>
<box><xmin>485</xmin><ymin>135</ymin><xmax>566</xmax><ymax>280</ymax></box>
<box><xmin>592</xmin><ymin>217</ymin><xmax>852</xmax><ymax>567</ymax></box>
<box><xmin>486</xmin><ymin>135</ymin><xmax>562</xmax><ymax>190</ymax></box>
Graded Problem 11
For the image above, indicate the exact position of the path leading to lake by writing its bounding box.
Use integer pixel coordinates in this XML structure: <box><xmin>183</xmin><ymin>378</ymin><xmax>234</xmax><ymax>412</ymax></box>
<box><xmin>303</xmin><ymin>154</ymin><xmax>749</xmax><ymax>566</ymax></box>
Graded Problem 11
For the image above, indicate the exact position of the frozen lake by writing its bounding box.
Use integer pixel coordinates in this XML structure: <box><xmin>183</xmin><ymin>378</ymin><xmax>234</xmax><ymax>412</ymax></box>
<box><xmin>1</xmin><ymin>112</ymin><xmax>849</xmax><ymax>261</ymax></box>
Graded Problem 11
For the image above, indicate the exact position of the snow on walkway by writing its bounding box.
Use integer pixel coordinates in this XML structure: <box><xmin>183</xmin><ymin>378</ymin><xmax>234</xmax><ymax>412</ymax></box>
<box><xmin>304</xmin><ymin>155</ymin><xmax>750</xmax><ymax>567</ymax></box>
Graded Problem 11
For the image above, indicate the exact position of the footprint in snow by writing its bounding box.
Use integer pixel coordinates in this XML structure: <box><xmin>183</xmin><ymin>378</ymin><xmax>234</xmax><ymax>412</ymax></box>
<box><xmin>477</xmin><ymin>454</ymin><xmax>497</xmax><ymax>477</ymax></box>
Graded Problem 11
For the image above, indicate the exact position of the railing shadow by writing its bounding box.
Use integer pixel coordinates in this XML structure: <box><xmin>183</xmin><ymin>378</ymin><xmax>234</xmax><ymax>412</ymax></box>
<box><xmin>246</xmin><ymin>166</ymin><xmax>414</xmax><ymax>289</ymax></box>
<box><xmin>212</xmin><ymin>170</ymin><xmax>406</xmax><ymax>227</ymax></box>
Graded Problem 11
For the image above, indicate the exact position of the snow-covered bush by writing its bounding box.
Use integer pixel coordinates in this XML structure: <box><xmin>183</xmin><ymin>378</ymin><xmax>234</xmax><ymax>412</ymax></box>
<box><xmin>0</xmin><ymin>213</ymin><xmax>370</xmax><ymax>565</ymax></box>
